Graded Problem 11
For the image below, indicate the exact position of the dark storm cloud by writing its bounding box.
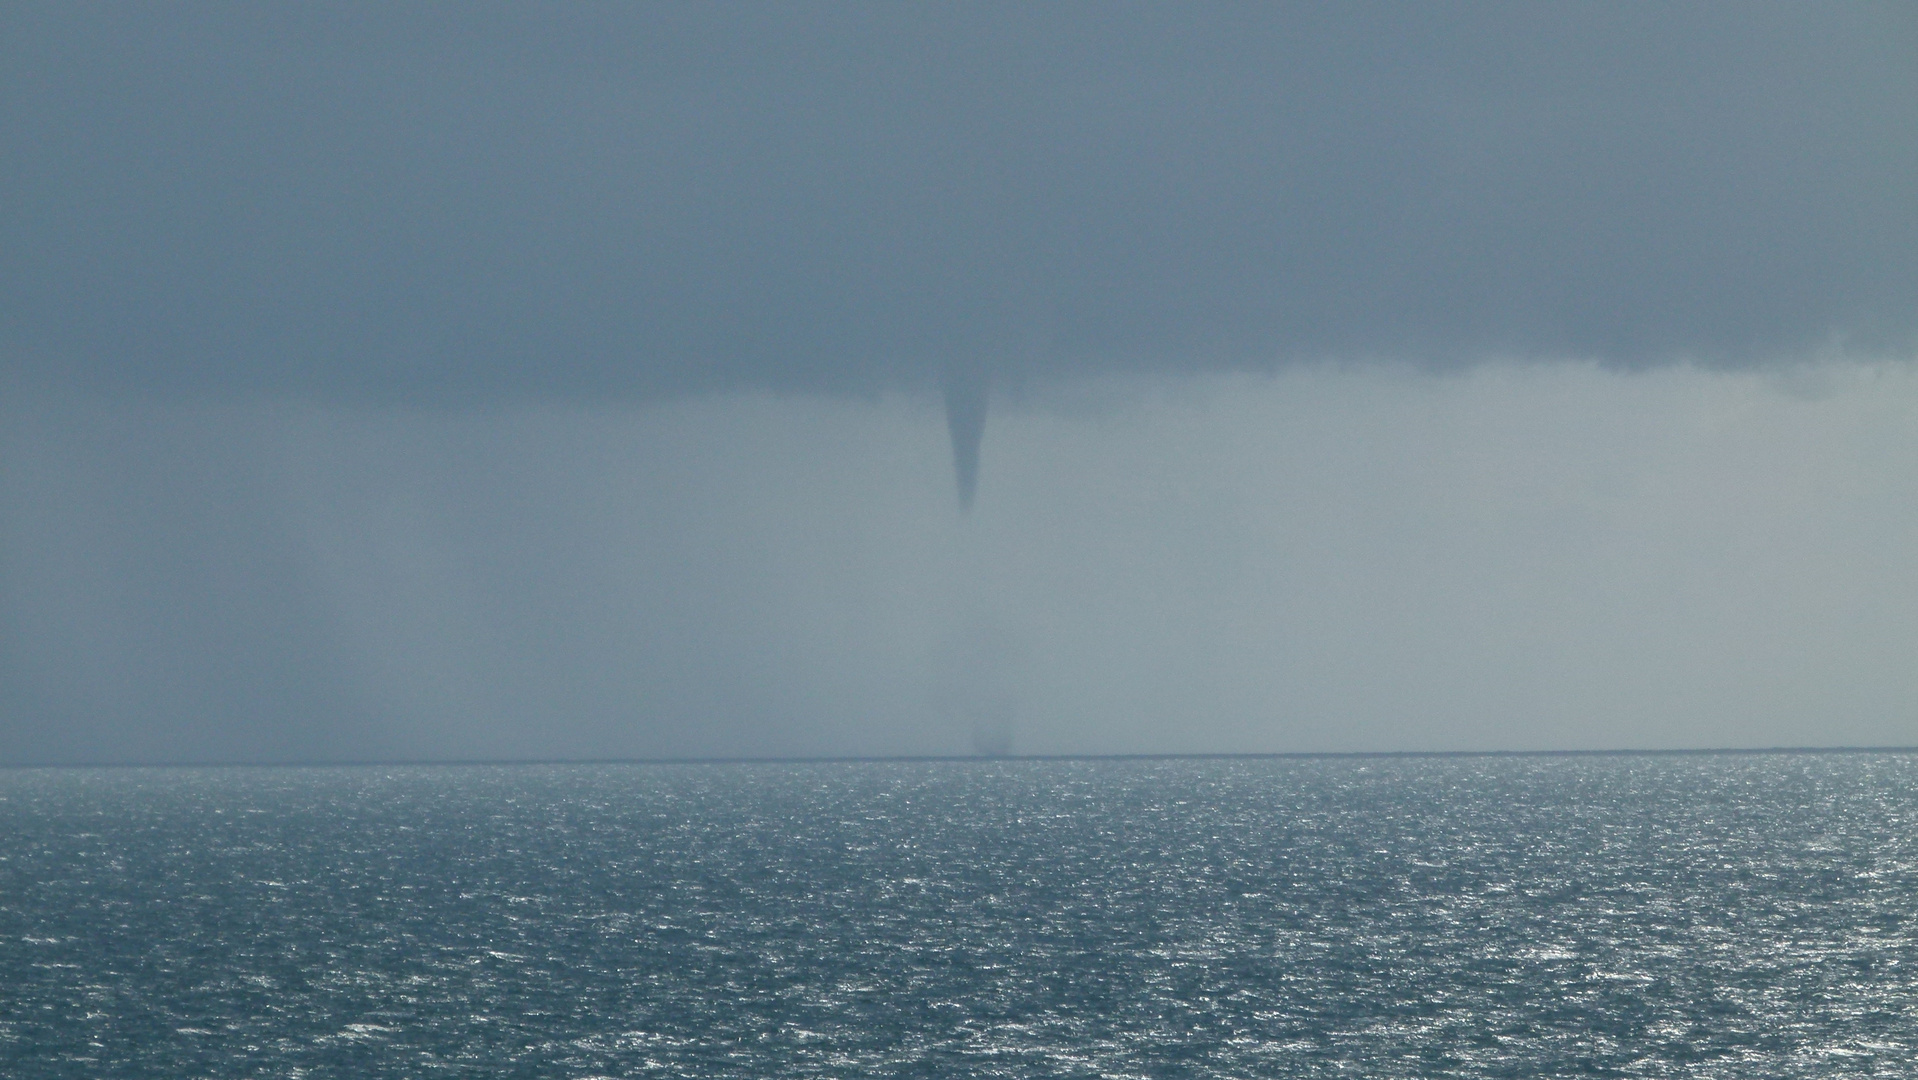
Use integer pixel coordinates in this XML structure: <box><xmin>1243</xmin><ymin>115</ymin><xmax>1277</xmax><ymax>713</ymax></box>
<box><xmin>4</xmin><ymin>2</ymin><xmax>1913</xmax><ymax>405</ymax></box>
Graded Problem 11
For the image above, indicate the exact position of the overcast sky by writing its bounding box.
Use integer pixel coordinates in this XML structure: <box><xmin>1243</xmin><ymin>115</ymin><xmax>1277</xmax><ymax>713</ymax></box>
<box><xmin>2</xmin><ymin>3</ymin><xmax>1914</xmax><ymax>763</ymax></box>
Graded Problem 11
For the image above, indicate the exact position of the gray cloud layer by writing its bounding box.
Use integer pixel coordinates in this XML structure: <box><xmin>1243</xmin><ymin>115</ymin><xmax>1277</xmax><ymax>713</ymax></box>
<box><xmin>5</xmin><ymin>2</ymin><xmax>1913</xmax><ymax>405</ymax></box>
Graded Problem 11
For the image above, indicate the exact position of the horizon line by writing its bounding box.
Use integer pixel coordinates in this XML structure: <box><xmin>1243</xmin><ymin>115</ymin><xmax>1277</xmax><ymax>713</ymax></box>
<box><xmin>3</xmin><ymin>745</ymin><xmax>1916</xmax><ymax>770</ymax></box>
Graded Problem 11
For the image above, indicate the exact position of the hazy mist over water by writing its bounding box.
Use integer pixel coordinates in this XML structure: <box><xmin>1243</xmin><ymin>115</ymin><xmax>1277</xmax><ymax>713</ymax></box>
<box><xmin>4</xmin><ymin>365</ymin><xmax>1915</xmax><ymax>763</ymax></box>
<box><xmin>5</xmin><ymin>754</ymin><xmax>1917</xmax><ymax>1077</ymax></box>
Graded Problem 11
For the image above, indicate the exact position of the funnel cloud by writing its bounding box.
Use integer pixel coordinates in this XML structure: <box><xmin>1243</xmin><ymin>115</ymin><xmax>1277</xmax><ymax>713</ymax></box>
<box><xmin>943</xmin><ymin>369</ymin><xmax>990</xmax><ymax>511</ymax></box>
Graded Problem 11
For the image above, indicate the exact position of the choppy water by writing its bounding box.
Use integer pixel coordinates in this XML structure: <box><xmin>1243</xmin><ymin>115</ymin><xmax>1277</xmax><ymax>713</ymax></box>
<box><xmin>3</xmin><ymin>754</ymin><xmax>1916</xmax><ymax>1077</ymax></box>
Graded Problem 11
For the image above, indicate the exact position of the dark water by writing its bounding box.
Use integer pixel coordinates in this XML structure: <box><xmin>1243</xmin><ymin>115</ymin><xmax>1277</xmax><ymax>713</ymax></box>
<box><xmin>3</xmin><ymin>755</ymin><xmax>1916</xmax><ymax>1078</ymax></box>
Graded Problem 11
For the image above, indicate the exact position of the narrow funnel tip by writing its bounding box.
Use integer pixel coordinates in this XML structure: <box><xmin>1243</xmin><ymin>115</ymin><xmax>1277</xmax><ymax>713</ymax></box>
<box><xmin>943</xmin><ymin>370</ymin><xmax>988</xmax><ymax>512</ymax></box>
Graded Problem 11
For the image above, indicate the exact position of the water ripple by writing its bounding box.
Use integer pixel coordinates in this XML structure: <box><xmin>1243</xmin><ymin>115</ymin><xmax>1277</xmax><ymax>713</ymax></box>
<box><xmin>3</xmin><ymin>754</ymin><xmax>1916</xmax><ymax>1077</ymax></box>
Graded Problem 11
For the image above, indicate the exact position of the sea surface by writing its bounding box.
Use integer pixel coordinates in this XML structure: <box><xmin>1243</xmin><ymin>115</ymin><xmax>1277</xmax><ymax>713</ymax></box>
<box><xmin>3</xmin><ymin>754</ymin><xmax>1915</xmax><ymax>1078</ymax></box>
